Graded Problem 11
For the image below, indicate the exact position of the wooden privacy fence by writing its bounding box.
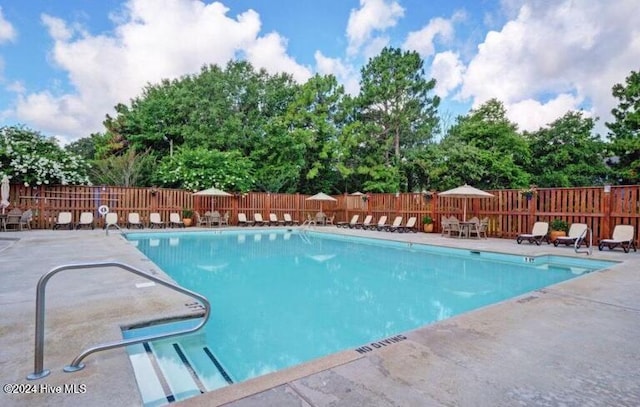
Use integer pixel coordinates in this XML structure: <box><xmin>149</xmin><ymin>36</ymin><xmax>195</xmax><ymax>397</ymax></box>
<box><xmin>6</xmin><ymin>184</ymin><xmax>640</xmax><ymax>243</ymax></box>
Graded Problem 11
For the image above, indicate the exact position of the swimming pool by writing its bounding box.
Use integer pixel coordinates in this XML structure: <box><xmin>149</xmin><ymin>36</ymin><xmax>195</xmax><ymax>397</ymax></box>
<box><xmin>125</xmin><ymin>229</ymin><xmax>615</xmax><ymax>405</ymax></box>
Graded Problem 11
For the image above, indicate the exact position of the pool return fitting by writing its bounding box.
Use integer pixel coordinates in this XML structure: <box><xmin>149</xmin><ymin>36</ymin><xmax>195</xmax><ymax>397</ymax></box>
<box><xmin>27</xmin><ymin>261</ymin><xmax>210</xmax><ymax>380</ymax></box>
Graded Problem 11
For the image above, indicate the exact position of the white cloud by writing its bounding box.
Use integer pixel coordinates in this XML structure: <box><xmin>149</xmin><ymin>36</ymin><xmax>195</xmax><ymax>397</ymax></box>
<box><xmin>244</xmin><ymin>32</ymin><xmax>312</xmax><ymax>82</ymax></box>
<box><xmin>13</xmin><ymin>0</ymin><xmax>312</xmax><ymax>143</ymax></box>
<box><xmin>346</xmin><ymin>0</ymin><xmax>404</xmax><ymax>56</ymax></box>
<box><xmin>430</xmin><ymin>51</ymin><xmax>465</xmax><ymax>98</ymax></box>
<box><xmin>459</xmin><ymin>0</ymin><xmax>640</xmax><ymax>134</ymax></box>
<box><xmin>403</xmin><ymin>17</ymin><xmax>455</xmax><ymax>58</ymax></box>
<box><xmin>506</xmin><ymin>94</ymin><xmax>586</xmax><ymax>132</ymax></box>
<box><xmin>314</xmin><ymin>51</ymin><xmax>359</xmax><ymax>95</ymax></box>
<box><xmin>0</xmin><ymin>7</ymin><xmax>16</xmax><ymax>43</ymax></box>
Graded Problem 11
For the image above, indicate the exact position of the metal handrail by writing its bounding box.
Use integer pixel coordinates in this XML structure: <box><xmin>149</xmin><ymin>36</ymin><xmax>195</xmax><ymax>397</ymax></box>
<box><xmin>27</xmin><ymin>261</ymin><xmax>210</xmax><ymax>380</ymax></box>
<box><xmin>574</xmin><ymin>227</ymin><xmax>592</xmax><ymax>255</ymax></box>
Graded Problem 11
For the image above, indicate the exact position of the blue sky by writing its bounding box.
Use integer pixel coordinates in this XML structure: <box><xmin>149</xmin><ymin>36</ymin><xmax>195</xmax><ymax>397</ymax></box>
<box><xmin>0</xmin><ymin>0</ymin><xmax>638</xmax><ymax>144</ymax></box>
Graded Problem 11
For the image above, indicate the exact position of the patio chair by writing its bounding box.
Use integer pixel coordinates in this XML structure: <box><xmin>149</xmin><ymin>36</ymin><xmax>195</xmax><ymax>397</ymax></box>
<box><xmin>446</xmin><ymin>216</ymin><xmax>462</xmax><ymax>237</ymax></box>
<box><xmin>127</xmin><ymin>212</ymin><xmax>144</xmax><ymax>229</ymax></box>
<box><xmin>554</xmin><ymin>223</ymin><xmax>588</xmax><ymax>247</ymax></box>
<box><xmin>149</xmin><ymin>212</ymin><xmax>165</xmax><ymax>228</ymax></box>
<box><xmin>238</xmin><ymin>213</ymin><xmax>254</xmax><ymax>226</ymax></box>
<box><xmin>598</xmin><ymin>225</ymin><xmax>636</xmax><ymax>253</ymax></box>
<box><xmin>4</xmin><ymin>208</ymin><xmax>23</xmax><ymax>231</ymax></box>
<box><xmin>386</xmin><ymin>216</ymin><xmax>404</xmax><ymax>232</ymax></box>
<box><xmin>169</xmin><ymin>212</ymin><xmax>184</xmax><ymax>228</ymax></box>
<box><xmin>516</xmin><ymin>222</ymin><xmax>550</xmax><ymax>245</ymax></box>
<box><xmin>53</xmin><ymin>212</ymin><xmax>73</xmax><ymax>230</ymax></box>
<box><xmin>301</xmin><ymin>213</ymin><xmax>317</xmax><ymax>226</ymax></box>
<box><xmin>283</xmin><ymin>213</ymin><xmax>298</xmax><ymax>226</ymax></box>
<box><xmin>355</xmin><ymin>215</ymin><xmax>373</xmax><ymax>229</ymax></box>
<box><xmin>220</xmin><ymin>211</ymin><xmax>230</xmax><ymax>226</ymax></box>
<box><xmin>372</xmin><ymin>215</ymin><xmax>388</xmax><ymax>231</ymax></box>
<box><xmin>269</xmin><ymin>213</ymin><xmax>284</xmax><ymax>226</ymax></box>
<box><xmin>325</xmin><ymin>214</ymin><xmax>335</xmax><ymax>225</ymax></box>
<box><xmin>76</xmin><ymin>212</ymin><xmax>95</xmax><ymax>230</ymax></box>
<box><xmin>398</xmin><ymin>216</ymin><xmax>418</xmax><ymax>233</ymax></box>
<box><xmin>441</xmin><ymin>216</ymin><xmax>451</xmax><ymax>236</ymax></box>
<box><xmin>18</xmin><ymin>209</ymin><xmax>33</xmax><ymax>231</ymax></box>
<box><xmin>193</xmin><ymin>211</ymin><xmax>207</xmax><ymax>227</ymax></box>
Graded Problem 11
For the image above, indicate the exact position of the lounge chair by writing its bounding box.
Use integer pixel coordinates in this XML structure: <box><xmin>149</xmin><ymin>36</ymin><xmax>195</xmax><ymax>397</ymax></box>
<box><xmin>386</xmin><ymin>216</ymin><xmax>404</xmax><ymax>232</ymax></box>
<box><xmin>554</xmin><ymin>223</ymin><xmax>588</xmax><ymax>247</ymax></box>
<box><xmin>398</xmin><ymin>216</ymin><xmax>418</xmax><ymax>233</ymax></box>
<box><xmin>283</xmin><ymin>213</ymin><xmax>298</xmax><ymax>226</ymax></box>
<box><xmin>104</xmin><ymin>212</ymin><xmax>120</xmax><ymax>230</ymax></box>
<box><xmin>516</xmin><ymin>222</ymin><xmax>549</xmax><ymax>245</ymax></box>
<box><xmin>76</xmin><ymin>212</ymin><xmax>95</xmax><ymax>229</ymax></box>
<box><xmin>254</xmin><ymin>213</ymin><xmax>267</xmax><ymax>226</ymax></box>
<box><xmin>53</xmin><ymin>212</ymin><xmax>73</xmax><ymax>230</ymax></box>
<box><xmin>238</xmin><ymin>213</ymin><xmax>254</xmax><ymax>226</ymax></box>
<box><xmin>337</xmin><ymin>215</ymin><xmax>359</xmax><ymax>228</ymax></box>
<box><xmin>355</xmin><ymin>215</ymin><xmax>373</xmax><ymax>229</ymax></box>
<box><xmin>269</xmin><ymin>213</ymin><xmax>284</xmax><ymax>226</ymax></box>
<box><xmin>169</xmin><ymin>212</ymin><xmax>184</xmax><ymax>228</ymax></box>
<box><xmin>127</xmin><ymin>212</ymin><xmax>144</xmax><ymax>229</ymax></box>
<box><xmin>372</xmin><ymin>215</ymin><xmax>388</xmax><ymax>230</ymax></box>
<box><xmin>598</xmin><ymin>225</ymin><xmax>636</xmax><ymax>253</ymax></box>
<box><xmin>149</xmin><ymin>212</ymin><xmax>165</xmax><ymax>228</ymax></box>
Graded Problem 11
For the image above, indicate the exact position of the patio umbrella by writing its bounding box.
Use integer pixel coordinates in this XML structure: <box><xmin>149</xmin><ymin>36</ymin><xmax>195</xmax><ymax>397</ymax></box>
<box><xmin>0</xmin><ymin>175</ymin><xmax>9</xmax><ymax>214</ymax></box>
<box><xmin>193</xmin><ymin>187</ymin><xmax>232</xmax><ymax>196</ymax></box>
<box><xmin>438</xmin><ymin>184</ymin><xmax>494</xmax><ymax>221</ymax></box>
<box><xmin>306</xmin><ymin>192</ymin><xmax>337</xmax><ymax>213</ymax></box>
<box><xmin>193</xmin><ymin>187</ymin><xmax>232</xmax><ymax>213</ymax></box>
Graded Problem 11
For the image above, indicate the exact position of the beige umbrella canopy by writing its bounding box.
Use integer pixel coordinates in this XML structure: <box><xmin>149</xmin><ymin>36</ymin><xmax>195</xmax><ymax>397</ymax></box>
<box><xmin>193</xmin><ymin>187</ymin><xmax>232</xmax><ymax>213</ymax></box>
<box><xmin>193</xmin><ymin>187</ymin><xmax>232</xmax><ymax>196</ymax></box>
<box><xmin>1</xmin><ymin>175</ymin><xmax>9</xmax><ymax>214</ymax></box>
<box><xmin>438</xmin><ymin>184</ymin><xmax>494</xmax><ymax>221</ymax></box>
<box><xmin>306</xmin><ymin>192</ymin><xmax>337</xmax><ymax>213</ymax></box>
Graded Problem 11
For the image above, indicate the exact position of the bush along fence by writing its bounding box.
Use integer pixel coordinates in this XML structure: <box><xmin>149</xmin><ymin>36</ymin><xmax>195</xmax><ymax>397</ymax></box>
<box><xmin>6</xmin><ymin>184</ymin><xmax>640</xmax><ymax>244</ymax></box>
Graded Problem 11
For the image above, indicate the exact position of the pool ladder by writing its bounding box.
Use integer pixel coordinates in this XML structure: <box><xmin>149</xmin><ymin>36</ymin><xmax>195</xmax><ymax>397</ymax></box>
<box><xmin>574</xmin><ymin>227</ymin><xmax>592</xmax><ymax>255</ymax></box>
<box><xmin>27</xmin><ymin>261</ymin><xmax>210</xmax><ymax>380</ymax></box>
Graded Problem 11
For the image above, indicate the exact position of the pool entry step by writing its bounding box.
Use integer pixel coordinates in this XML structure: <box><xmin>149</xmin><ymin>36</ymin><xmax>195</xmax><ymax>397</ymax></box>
<box><xmin>127</xmin><ymin>335</ymin><xmax>232</xmax><ymax>406</ymax></box>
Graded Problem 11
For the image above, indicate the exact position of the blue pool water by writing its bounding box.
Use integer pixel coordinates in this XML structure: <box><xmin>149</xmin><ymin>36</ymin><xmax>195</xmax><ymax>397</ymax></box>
<box><xmin>124</xmin><ymin>229</ymin><xmax>615</xmax><ymax>403</ymax></box>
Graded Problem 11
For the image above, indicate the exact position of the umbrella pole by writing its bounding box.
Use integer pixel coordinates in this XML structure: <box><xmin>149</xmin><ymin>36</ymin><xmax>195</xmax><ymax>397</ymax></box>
<box><xmin>463</xmin><ymin>199</ymin><xmax>467</xmax><ymax>221</ymax></box>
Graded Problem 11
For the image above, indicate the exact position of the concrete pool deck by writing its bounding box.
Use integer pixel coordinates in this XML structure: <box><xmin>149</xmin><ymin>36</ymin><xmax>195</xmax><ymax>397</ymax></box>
<box><xmin>1</xmin><ymin>227</ymin><xmax>638</xmax><ymax>406</ymax></box>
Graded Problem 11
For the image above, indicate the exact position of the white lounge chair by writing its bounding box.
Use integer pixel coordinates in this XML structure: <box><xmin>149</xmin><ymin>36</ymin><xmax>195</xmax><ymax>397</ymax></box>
<box><xmin>554</xmin><ymin>223</ymin><xmax>588</xmax><ymax>247</ymax></box>
<box><xmin>53</xmin><ymin>212</ymin><xmax>73</xmax><ymax>230</ymax></box>
<box><xmin>127</xmin><ymin>212</ymin><xmax>144</xmax><ymax>229</ymax></box>
<box><xmin>169</xmin><ymin>212</ymin><xmax>184</xmax><ymax>228</ymax></box>
<box><xmin>355</xmin><ymin>215</ymin><xmax>373</xmax><ymax>229</ymax></box>
<box><xmin>149</xmin><ymin>212</ymin><xmax>165</xmax><ymax>228</ymax></box>
<box><xmin>372</xmin><ymin>215</ymin><xmax>388</xmax><ymax>230</ymax></box>
<box><xmin>337</xmin><ymin>215</ymin><xmax>359</xmax><ymax>228</ymax></box>
<box><xmin>598</xmin><ymin>225</ymin><xmax>636</xmax><ymax>253</ymax></box>
<box><xmin>283</xmin><ymin>213</ymin><xmax>298</xmax><ymax>226</ymax></box>
<box><xmin>269</xmin><ymin>213</ymin><xmax>284</xmax><ymax>226</ymax></box>
<box><xmin>238</xmin><ymin>213</ymin><xmax>254</xmax><ymax>226</ymax></box>
<box><xmin>104</xmin><ymin>212</ymin><xmax>120</xmax><ymax>230</ymax></box>
<box><xmin>254</xmin><ymin>213</ymin><xmax>267</xmax><ymax>226</ymax></box>
<box><xmin>76</xmin><ymin>212</ymin><xmax>95</xmax><ymax>230</ymax></box>
<box><xmin>516</xmin><ymin>222</ymin><xmax>549</xmax><ymax>245</ymax></box>
<box><xmin>398</xmin><ymin>216</ymin><xmax>417</xmax><ymax>233</ymax></box>
<box><xmin>386</xmin><ymin>216</ymin><xmax>404</xmax><ymax>232</ymax></box>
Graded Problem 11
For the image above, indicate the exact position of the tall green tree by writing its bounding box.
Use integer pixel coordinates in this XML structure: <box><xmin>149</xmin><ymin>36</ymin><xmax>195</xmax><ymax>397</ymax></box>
<box><xmin>526</xmin><ymin>111</ymin><xmax>610</xmax><ymax>187</ymax></box>
<box><xmin>444</xmin><ymin>99</ymin><xmax>530</xmax><ymax>189</ymax></box>
<box><xmin>606</xmin><ymin>70</ymin><xmax>640</xmax><ymax>184</ymax></box>
<box><xmin>354</xmin><ymin>47</ymin><xmax>440</xmax><ymax>192</ymax></box>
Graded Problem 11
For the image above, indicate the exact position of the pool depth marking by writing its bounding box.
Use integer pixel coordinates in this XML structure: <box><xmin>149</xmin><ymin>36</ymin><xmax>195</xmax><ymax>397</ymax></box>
<box><xmin>355</xmin><ymin>334</ymin><xmax>408</xmax><ymax>354</ymax></box>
